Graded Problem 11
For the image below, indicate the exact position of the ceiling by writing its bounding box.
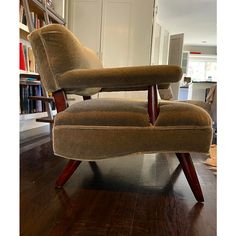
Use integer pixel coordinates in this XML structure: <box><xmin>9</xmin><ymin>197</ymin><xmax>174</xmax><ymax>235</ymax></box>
<box><xmin>157</xmin><ymin>0</ymin><xmax>217</xmax><ymax>46</ymax></box>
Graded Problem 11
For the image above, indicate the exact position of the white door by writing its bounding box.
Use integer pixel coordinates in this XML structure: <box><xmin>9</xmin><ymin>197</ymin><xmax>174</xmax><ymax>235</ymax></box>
<box><xmin>168</xmin><ymin>33</ymin><xmax>184</xmax><ymax>100</ymax></box>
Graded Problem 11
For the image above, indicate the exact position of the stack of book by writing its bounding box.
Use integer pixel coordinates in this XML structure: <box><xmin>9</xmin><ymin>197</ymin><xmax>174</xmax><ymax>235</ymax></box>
<box><xmin>19</xmin><ymin>1</ymin><xmax>49</xmax><ymax>29</ymax></box>
<box><xmin>20</xmin><ymin>83</ymin><xmax>44</xmax><ymax>114</ymax></box>
<box><xmin>19</xmin><ymin>3</ymin><xmax>27</xmax><ymax>25</ymax></box>
<box><xmin>19</xmin><ymin>42</ymin><xmax>36</xmax><ymax>73</ymax></box>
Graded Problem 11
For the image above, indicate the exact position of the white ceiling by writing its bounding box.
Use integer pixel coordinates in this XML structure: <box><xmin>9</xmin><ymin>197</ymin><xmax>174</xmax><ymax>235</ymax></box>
<box><xmin>157</xmin><ymin>0</ymin><xmax>217</xmax><ymax>46</ymax></box>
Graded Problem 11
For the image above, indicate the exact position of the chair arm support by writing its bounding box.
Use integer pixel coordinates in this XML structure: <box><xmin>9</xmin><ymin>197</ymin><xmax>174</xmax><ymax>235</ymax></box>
<box><xmin>57</xmin><ymin>65</ymin><xmax>182</xmax><ymax>91</ymax></box>
<box><xmin>148</xmin><ymin>85</ymin><xmax>159</xmax><ymax>124</ymax></box>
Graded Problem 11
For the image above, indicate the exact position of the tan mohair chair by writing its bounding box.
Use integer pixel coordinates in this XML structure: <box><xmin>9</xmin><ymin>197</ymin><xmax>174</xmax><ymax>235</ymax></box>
<box><xmin>28</xmin><ymin>24</ymin><xmax>212</xmax><ymax>202</ymax></box>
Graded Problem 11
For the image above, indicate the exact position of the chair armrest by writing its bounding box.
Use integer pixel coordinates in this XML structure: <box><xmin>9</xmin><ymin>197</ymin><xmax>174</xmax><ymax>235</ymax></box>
<box><xmin>57</xmin><ymin>65</ymin><xmax>182</xmax><ymax>91</ymax></box>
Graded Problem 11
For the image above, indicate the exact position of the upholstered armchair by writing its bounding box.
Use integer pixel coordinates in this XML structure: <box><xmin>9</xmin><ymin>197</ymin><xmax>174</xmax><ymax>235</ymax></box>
<box><xmin>28</xmin><ymin>24</ymin><xmax>212</xmax><ymax>202</ymax></box>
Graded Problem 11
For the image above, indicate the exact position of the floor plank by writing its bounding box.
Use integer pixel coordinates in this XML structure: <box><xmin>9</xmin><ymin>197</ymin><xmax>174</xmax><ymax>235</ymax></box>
<box><xmin>20</xmin><ymin>141</ymin><xmax>216</xmax><ymax>236</ymax></box>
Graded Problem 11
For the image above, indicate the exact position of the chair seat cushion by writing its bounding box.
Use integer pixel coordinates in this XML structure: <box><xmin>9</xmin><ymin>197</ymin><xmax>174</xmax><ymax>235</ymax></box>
<box><xmin>54</xmin><ymin>98</ymin><xmax>150</xmax><ymax>127</ymax></box>
<box><xmin>155</xmin><ymin>101</ymin><xmax>212</xmax><ymax>127</ymax></box>
<box><xmin>53</xmin><ymin>99</ymin><xmax>212</xmax><ymax>159</ymax></box>
<box><xmin>54</xmin><ymin>99</ymin><xmax>212</xmax><ymax>127</ymax></box>
<box><xmin>183</xmin><ymin>100</ymin><xmax>212</xmax><ymax>117</ymax></box>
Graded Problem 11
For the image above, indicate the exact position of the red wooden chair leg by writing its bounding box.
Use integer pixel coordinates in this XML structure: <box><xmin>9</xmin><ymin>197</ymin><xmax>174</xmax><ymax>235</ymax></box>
<box><xmin>176</xmin><ymin>153</ymin><xmax>204</xmax><ymax>202</ymax></box>
<box><xmin>148</xmin><ymin>84</ymin><xmax>159</xmax><ymax>124</ymax></box>
<box><xmin>55</xmin><ymin>160</ymin><xmax>81</xmax><ymax>188</ymax></box>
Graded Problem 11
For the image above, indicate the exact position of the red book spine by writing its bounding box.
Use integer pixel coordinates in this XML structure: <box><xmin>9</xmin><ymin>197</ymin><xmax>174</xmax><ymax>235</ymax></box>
<box><xmin>19</xmin><ymin>42</ymin><xmax>26</xmax><ymax>70</ymax></box>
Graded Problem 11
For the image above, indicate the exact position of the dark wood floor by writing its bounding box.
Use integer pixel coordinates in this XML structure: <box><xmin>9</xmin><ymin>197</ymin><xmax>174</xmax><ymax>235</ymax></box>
<box><xmin>20</xmin><ymin>139</ymin><xmax>216</xmax><ymax>236</ymax></box>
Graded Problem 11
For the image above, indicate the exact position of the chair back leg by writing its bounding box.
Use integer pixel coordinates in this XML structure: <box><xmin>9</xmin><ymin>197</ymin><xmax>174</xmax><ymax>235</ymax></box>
<box><xmin>176</xmin><ymin>153</ymin><xmax>204</xmax><ymax>202</ymax></box>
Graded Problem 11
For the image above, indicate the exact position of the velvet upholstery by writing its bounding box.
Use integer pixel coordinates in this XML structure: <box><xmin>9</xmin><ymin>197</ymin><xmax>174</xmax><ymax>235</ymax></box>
<box><xmin>28</xmin><ymin>24</ymin><xmax>102</xmax><ymax>96</ymax></box>
<box><xmin>53</xmin><ymin>99</ymin><xmax>212</xmax><ymax>160</ymax></box>
<box><xmin>28</xmin><ymin>24</ymin><xmax>181</xmax><ymax>96</ymax></box>
<box><xmin>156</xmin><ymin>101</ymin><xmax>212</xmax><ymax>127</ymax></box>
<box><xmin>54</xmin><ymin>99</ymin><xmax>149</xmax><ymax>127</ymax></box>
<box><xmin>57</xmin><ymin>65</ymin><xmax>182</xmax><ymax>91</ymax></box>
<box><xmin>55</xmin><ymin>99</ymin><xmax>211</xmax><ymax>128</ymax></box>
<box><xmin>28</xmin><ymin>24</ymin><xmax>212</xmax><ymax>162</ymax></box>
<box><xmin>53</xmin><ymin>125</ymin><xmax>212</xmax><ymax>160</ymax></box>
<box><xmin>183</xmin><ymin>100</ymin><xmax>212</xmax><ymax>118</ymax></box>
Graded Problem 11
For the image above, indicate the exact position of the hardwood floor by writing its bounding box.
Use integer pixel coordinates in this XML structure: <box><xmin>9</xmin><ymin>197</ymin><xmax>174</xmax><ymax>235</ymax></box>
<box><xmin>20</xmin><ymin>139</ymin><xmax>216</xmax><ymax>236</ymax></box>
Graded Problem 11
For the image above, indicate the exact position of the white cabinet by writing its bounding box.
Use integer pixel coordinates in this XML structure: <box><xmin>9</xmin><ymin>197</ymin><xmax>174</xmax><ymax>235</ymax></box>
<box><xmin>102</xmin><ymin>0</ymin><xmax>132</xmax><ymax>67</ymax></box>
<box><xmin>168</xmin><ymin>33</ymin><xmax>184</xmax><ymax>100</ymax></box>
<box><xmin>67</xmin><ymin>0</ymin><xmax>154</xmax><ymax>68</ymax></box>
<box><xmin>188</xmin><ymin>82</ymin><xmax>216</xmax><ymax>101</ymax></box>
<box><xmin>150</xmin><ymin>0</ymin><xmax>170</xmax><ymax>66</ymax></box>
<box><xmin>67</xmin><ymin>0</ymin><xmax>103</xmax><ymax>57</ymax></box>
<box><xmin>151</xmin><ymin>25</ymin><xmax>170</xmax><ymax>66</ymax></box>
<box><xmin>181</xmin><ymin>51</ymin><xmax>189</xmax><ymax>74</ymax></box>
<box><xmin>161</xmin><ymin>29</ymin><xmax>170</xmax><ymax>65</ymax></box>
<box><xmin>151</xmin><ymin>22</ymin><xmax>161</xmax><ymax>65</ymax></box>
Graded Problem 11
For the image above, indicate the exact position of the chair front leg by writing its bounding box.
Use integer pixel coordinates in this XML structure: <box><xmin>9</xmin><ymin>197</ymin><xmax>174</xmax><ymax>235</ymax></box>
<box><xmin>176</xmin><ymin>153</ymin><xmax>204</xmax><ymax>202</ymax></box>
<box><xmin>55</xmin><ymin>160</ymin><xmax>81</xmax><ymax>188</ymax></box>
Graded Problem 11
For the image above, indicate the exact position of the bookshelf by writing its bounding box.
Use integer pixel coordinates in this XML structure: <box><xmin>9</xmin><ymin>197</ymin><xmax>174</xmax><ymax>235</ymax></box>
<box><xmin>19</xmin><ymin>0</ymin><xmax>65</xmax><ymax>136</ymax></box>
<box><xmin>19</xmin><ymin>21</ymin><xmax>29</xmax><ymax>31</ymax></box>
<box><xmin>20</xmin><ymin>110</ymin><xmax>57</xmax><ymax>121</ymax></box>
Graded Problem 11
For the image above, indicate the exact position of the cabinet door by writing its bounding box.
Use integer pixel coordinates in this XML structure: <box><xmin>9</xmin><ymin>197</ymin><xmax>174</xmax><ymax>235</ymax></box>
<box><xmin>151</xmin><ymin>22</ymin><xmax>161</xmax><ymax>65</ymax></box>
<box><xmin>67</xmin><ymin>0</ymin><xmax>154</xmax><ymax>100</ymax></box>
<box><xmin>67</xmin><ymin>0</ymin><xmax>103</xmax><ymax>57</ymax></box>
<box><xmin>168</xmin><ymin>33</ymin><xmax>184</xmax><ymax>100</ymax></box>
<box><xmin>181</xmin><ymin>51</ymin><xmax>189</xmax><ymax>74</ymax></box>
<box><xmin>161</xmin><ymin>29</ymin><xmax>169</xmax><ymax>65</ymax></box>
<box><xmin>102</xmin><ymin>0</ymin><xmax>154</xmax><ymax>67</ymax></box>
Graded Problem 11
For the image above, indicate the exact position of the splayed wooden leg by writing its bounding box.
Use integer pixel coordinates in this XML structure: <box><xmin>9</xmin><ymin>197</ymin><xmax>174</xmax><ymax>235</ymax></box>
<box><xmin>55</xmin><ymin>160</ymin><xmax>81</xmax><ymax>188</ymax></box>
<box><xmin>176</xmin><ymin>153</ymin><xmax>204</xmax><ymax>202</ymax></box>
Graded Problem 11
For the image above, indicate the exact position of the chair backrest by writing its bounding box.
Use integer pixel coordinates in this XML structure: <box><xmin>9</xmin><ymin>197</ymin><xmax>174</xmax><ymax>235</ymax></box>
<box><xmin>28</xmin><ymin>24</ymin><xmax>102</xmax><ymax>95</ymax></box>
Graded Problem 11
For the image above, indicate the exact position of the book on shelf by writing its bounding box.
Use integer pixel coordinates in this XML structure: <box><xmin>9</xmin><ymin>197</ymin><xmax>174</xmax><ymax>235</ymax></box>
<box><xmin>20</xmin><ymin>1</ymin><xmax>46</xmax><ymax>30</ymax></box>
<box><xmin>19</xmin><ymin>0</ymin><xmax>59</xmax><ymax>30</ymax></box>
<box><xmin>19</xmin><ymin>42</ymin><xmax>26</xmax><ymax>70</ymax></box>
<box><xmin>34</xmin><ymin>85</ymin><xmax>43</xmax><ymax>112</ymax></box>
<box><xmin>20</xmin><ymin>42</ymin><xmax>37</xmax><ymax>73</ymax></box>
<box><xmin>20</xmin><ymin>85</ymin><xmax>30</xmax><ymax>114</ymax></box>
<box><xmin>19</xmin><ymin>3</ymin><xmax>27</xmax><ymax>25</ymax></box>
<box><xmin>23</xmin><ymin>45</ymin><xmax>29</xmax><ymax>71</ymax></box>
<box><xmin>19</xmin><ymin>4</ymin><xmax>24</xmax><ymax>23</ymax></box>
<box><xmin>30</xmin><ymin>11</ymin><xmax>46</xmax><ymax>28</ymax></box>
<box><xmin>28</xmin><ymin>47</ymin><xmax>36</xmax><ymax>72</ymax></box>
<box><xmin>28</xmin><ymin>85</ymin><xmax>34</xmax><ymax>113</ymax></box>
<box><xmin>20</xmin><ymin>77</ymin><xmax>40</xmax><ymax>84</ymax></box>
<box><xmin>20</xmin><ymin>84</ymin><xmax>48</xmax><ymax>114</ymax></box>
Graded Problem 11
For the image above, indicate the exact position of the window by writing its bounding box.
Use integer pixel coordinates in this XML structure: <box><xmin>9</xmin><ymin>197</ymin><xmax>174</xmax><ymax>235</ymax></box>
<box><xmin>188</xmin><ymin>55</ymin><xmax>217</xmax><ymax>82</ymax></box>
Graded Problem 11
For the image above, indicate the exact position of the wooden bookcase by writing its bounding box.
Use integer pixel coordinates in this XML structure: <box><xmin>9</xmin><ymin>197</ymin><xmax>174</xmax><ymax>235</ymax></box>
<box><xmin>19</xmin><ymin>0</ymin><xmax>65</xmax><ymax>132</ymax></box>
